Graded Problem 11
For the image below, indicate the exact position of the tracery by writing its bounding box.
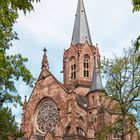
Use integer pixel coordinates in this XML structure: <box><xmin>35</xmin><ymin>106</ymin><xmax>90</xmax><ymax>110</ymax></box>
<box><xmin>35</xmin><ymin>99</ymin><xmax>58</xmax><ymax>134</ymax></box>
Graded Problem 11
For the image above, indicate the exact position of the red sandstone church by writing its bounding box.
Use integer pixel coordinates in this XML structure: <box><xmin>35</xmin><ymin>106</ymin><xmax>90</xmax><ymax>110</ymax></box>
<box><xmin>18</xmin><ymin>0</ymin><xmax>138</xmax><ymax>139</ymax></box>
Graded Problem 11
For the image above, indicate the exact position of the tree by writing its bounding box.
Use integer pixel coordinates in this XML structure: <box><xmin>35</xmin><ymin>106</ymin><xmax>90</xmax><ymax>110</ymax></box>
<box><xmin>101</xmin><ymin>47</ymin><xmax>140</xmax><ymax>140</ymax></box>
<box><xmin>0</xmin><ymin>0</ymin><xmax>40</xmax><ymax>106</ymax></box>
<box><xmin>0</xmin><ymin>107</ymin><xmax>23</xmax><ymax>139</ymax></box>
<box><xmin>0</xmin><ymin>0</ymin><xmax>40</xmax><ymax>138</ymax></box>
<box><xmin>132</xmin><ymin>0</ymin><xmax>140</xmax><ymax>12</ymax></box>
<box><xmin>134</xmin><ymin>36</ymin><xmax>140</xmax><ymax>63</ymax></box>
<box><xmin>132</xmin><ymin>0</ymin><xmax>140</xmax><ymax>63</ymax></box>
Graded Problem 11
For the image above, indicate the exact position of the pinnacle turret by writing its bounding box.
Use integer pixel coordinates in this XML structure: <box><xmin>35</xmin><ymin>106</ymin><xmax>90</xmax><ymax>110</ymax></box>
<box><xmin>42</xmin><ymin>47</ymin><xmax>49</xmax><ymax>69</ymax></box>
<box><xmin>90</xmin><ymin>56</ymin><xmax>103</xmax><ymax>92</ymax></box>
<box><xmin>23</xmin><ymin>95</ymin><xmax>27</xmax><ymax>109</ymax></box>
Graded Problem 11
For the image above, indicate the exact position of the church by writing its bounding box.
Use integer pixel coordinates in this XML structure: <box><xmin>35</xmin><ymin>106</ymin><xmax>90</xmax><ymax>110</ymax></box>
<box><xmin>19</xmin><ymin>0</ymin><xmax>138</xmax><ymax>140</ymax></box>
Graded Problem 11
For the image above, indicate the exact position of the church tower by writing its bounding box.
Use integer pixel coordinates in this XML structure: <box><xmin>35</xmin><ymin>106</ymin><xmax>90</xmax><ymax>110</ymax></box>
<box><xmin>63</xmin><ymin>0</ymin><xmax>100</xmax><ymax>96</ymax></box>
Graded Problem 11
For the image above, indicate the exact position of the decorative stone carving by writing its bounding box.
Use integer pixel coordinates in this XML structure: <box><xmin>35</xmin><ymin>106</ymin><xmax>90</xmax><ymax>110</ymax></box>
<box><xmin>35</xmin><ymin>99</ymin><xmax>58</xmax><ymax>135</ymax></box>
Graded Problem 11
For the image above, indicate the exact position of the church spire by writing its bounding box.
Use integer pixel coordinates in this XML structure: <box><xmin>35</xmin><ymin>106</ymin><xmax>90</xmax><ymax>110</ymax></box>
<box><xmin>23</xmin><ymin>95</ymin><xmax>27</xmax><ymax>109</ymax></box>
<box><xmin>90</xmin><ymin>56</ymin><xmax>103</xmax><ymax>92</ymax></box>
<box><xmin>72</xmin><ymin>0</ymin><xmax>92</xmax><ymax>45</ymax></box>
<box><xmin>42</xmin><ymin>47</ymin><xmax>49</xmax><ymax>69</ymax></box>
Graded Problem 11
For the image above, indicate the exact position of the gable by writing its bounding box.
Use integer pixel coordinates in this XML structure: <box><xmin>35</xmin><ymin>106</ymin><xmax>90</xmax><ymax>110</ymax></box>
<box><xmin>23</xmin><ymin>70</ymin><xmax>69</xmax><ymax>137</ymax></box>
<box><xmin>80</xmin><ymin>42</ymin><xmax>96</xmax><ymax>57</ymax></box>
<box><xmin>44</xmin><ymin>132</ymin><xmax>54</xmax><ymax>140</ymax></box>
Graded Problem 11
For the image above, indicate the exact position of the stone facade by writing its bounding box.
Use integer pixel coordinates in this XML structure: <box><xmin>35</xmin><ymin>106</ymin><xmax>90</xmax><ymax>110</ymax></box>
<box><xmin>19</xmin><ymin>43</ymin><xmax>138</xmax><ymax>140</ymax></box>
<box><xmin>19</xmin><ymin>0</ymin><xmax>138</xmax><ymax>140</ymax></box>
<box><xmin>63</xmin><ymin>43</ymin><xmax>100</xmax><ymax>95</ymax></box>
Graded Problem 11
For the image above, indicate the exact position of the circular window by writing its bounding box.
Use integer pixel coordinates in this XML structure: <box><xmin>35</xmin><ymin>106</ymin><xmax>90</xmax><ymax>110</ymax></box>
<box><xmin>35</xmin><ymin>99</ymin><xmax>58</xmax><ymax>134</ymax></box>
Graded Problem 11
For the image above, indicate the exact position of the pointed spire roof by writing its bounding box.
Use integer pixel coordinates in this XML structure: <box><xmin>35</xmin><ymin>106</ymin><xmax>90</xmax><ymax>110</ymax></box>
<box><xmin>71</xmin><ymin>0</ymin><xmax>92</xmax><ymax>45</ymax></box>
<box><xmin>42</xmin><ymin>47</ymin><xmax>49</xmax><ymax>69</ymax></box>
<box><xmin>38</xmin><ymin>48</ymin><xmax>50</xmax><ymax>79</ymax></box>
<box><xmin>90</xmin><ymin>56</ymin><xmax>103</xmax><ymax>92</ymax></box>
<box><xmin>23</xmin><ymin>95</ymin><xmax>27</xmax><ymax>109</ymax></box>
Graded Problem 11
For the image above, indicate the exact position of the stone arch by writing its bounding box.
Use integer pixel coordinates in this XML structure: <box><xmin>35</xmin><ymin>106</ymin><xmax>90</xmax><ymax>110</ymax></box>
<box><xmin>79</xmin><ymin>116</ymin><xmax>84</xmax><ymax>123</ymax></box>
<box><xmin>34</xmin><ymin>96</ymin><xmax>60</xmax><ymax>114</ymax></box>
<box><xmin>63</xmin><ymin>123</ymin><xmax>71</xmax><ymax>136</ymax></box>
<box><xmin>83</xmin><ymin>54</ymin><xmax>90</xmax><ymax>59</ymax></box>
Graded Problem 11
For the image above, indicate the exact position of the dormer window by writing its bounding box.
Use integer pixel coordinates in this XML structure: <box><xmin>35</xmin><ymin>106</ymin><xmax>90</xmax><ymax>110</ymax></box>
<box><xmin>83</xmin><ymin>55</ymin><xmax>90</xmax><ymax>78</ymax></box>
<box><xmin>70</xmin><ymin>57</ymin><xmax>76</xmax><ymax>79</ymax></box>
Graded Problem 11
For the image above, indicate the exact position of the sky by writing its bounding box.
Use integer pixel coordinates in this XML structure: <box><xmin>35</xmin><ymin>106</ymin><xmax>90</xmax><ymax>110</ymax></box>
<box><xmin>10</xmin><ymin>0</ymin><xmax>140</xmax><ymax>124</ymax></box>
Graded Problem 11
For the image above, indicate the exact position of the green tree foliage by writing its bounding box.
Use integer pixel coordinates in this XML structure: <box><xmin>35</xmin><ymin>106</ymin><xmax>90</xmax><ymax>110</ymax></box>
<box><xmin>0</xmin><ymin>107</ymin><xmax>23</xmax><ymax>139</ymax></box>
<box><xmin>102</xmin><ymin>47</ymin><xmax>140</xmax><ymax>140</ymax></box>
<box><xmin>0</xmin><ymin>54</ymin><xmax>35</xmax><ymax>107</ymax></box>
<box><xmin>132</xmin><ymin>0</ymin><xmax>140</xmax><ymax>63</ymax></box>
<box><xmin>0</xmin><ymin>0</ymin><xmax>40</xmax><ymax>138</ymax></box>
<box><xmin>134</xmin><ymin>36</ymin><xmax>140</xmax><ymax>63</ymax></box>
<box><xmin>132</xmin><ymin>0</ymin><xmax>140</xmax><ymax>12</ymax></box>
<box><xmin>0</xmin><ymin>0</ymin><xmax>40</xmax><ymax>106</ymax></box>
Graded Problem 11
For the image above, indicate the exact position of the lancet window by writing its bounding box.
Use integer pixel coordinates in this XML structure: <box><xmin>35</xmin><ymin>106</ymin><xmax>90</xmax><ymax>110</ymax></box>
<box><xmin>70</xmin><ymin>56</ymin><xmax>76</xmax><ymax>79</ymax></box>
<box><xmin>83</xmin><ymin>55</ymin><xmax>90</xmax><ymax>78</ymax></box>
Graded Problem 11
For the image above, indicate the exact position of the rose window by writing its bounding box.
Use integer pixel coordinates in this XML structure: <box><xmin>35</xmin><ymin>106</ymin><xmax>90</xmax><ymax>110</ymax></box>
<box><xmin>35</xmin><ymin>99</ymin><xmax>58</xmax><ymax>134</ymax></box>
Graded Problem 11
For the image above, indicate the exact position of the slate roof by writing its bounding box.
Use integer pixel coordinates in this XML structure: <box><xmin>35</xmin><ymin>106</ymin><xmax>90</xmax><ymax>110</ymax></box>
<box><xmin>71</xmin><ymin>0</ymin><xmax>92</xmax><ymax>45</ymax></box>
<box><xmin>76</xmin><ymin>94</ymin><xmax>88</xmax><ymax>108</ymax></box>
<box><xmin>90</xmin><ymin>57</ymin><xmax>103</xmax><ymax>92</ymax></box>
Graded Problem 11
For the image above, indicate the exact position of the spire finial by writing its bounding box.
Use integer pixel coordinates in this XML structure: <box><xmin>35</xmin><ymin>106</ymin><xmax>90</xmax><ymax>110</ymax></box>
<box><xmin>25</xmin><ymin>95</ymin><xmax>27</xmax><ymax>101</ymax></box>
<box><xmin>23</xmin><ymin>95</ymin><xmax>27</xmax><ymax>109</ymax></box>
<box><xmin>71</xmin><ymin>0</ymin><xmax>92</xmax><ymax>45</ymax></box>
<box><xmin>90</xmin><ymin>56</ymin><xmax>103</xmax><ymax>92</ymax></box>
<box><xmin>42</xmin><ymin>47</ymin><xmax>49</xmax><ymax>69</ymax></box>
<box><xmin>43</xmin><ymin>47</ymin><xmax>47</xmax><ymax>53</ymax></box>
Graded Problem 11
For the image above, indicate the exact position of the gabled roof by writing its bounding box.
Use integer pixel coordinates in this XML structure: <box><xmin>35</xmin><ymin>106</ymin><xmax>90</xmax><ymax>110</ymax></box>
<box><xmin>25</xmin><ymin>49</ymin><xmax>68</xmax><ymax>107</ymax></box>
<box><xmin>39</xmin><ymin>48</ymin><xmax>67</xmax><ymax>92</ymax></box>
<box><xmin>90</xmin><ymin>56</ymin><xmax>104</xmax><ymax>92</ymax></box>
<box><xmin>71</xmin><ymin>0</ymin><xmax>92</xmax><ymax>45</ymax></box>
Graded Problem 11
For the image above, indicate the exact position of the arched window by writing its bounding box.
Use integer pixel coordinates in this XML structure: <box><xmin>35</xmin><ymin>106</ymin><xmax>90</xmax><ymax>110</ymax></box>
<box><xmin>79</xmin><ymin>116</ymin><xmax>84</xmax><ymax>124</ymax></box>
<box><xmin>95</xmin><ymin>117</ymin><xmax>97</xmax><ymax>123</ymax></box>
<box><xmin>76</xmin><ymin>127</ymin><xmax>86</xmax><ymax>136</ymax></box>
<box><xmin>70</xmin><ymin>57</ymin><xmax>76</xmax><ymax>79</ymax></box>
<box><xmin>99</xmin><ymin>95</ymin><xmax>102</xmax><ymax>102</ymax></box>
<box><xmin>64</xmin><ymin>126</ymin><xmax>71</xmax><ymax>135</ymax></box>
<box><xmin>83</xmin><ymin>55</ymin><xmax>90</xmax><ymax>78</ymax></box>
<box><xmin>92</xmin><ymin>96</ymin><xmax>95</xmax><ymax>103</ymax></box>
